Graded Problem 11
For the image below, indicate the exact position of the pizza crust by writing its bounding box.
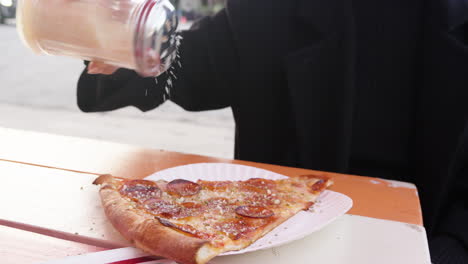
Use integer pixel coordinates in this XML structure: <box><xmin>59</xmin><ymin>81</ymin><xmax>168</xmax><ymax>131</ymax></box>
<box><xmin>94</xmin><ymin>175</ymin><xmax>221</xmax><ymax>264</ymax></box>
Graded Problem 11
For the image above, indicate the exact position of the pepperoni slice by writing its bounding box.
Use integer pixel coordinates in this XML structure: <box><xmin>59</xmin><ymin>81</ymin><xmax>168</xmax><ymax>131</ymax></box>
<box><xmin>235</xmin><ymin>206</ymin><xmax>274</xmax><ymax>218</ymax></box>
<box><xmin>167</xmin><ymin>179</ymin><xmax>201</xmax><ymax>196</ymax></box>
<box><xmin>158</xmin><ymin>218</ymin><xmax>178</xmax><ymax>228</ymax></box>
<box><xmin>120</xmin><ymin>180</ymin><xmax>161</xmax><ymax>201</ymax></box>
<box><xmin>310</xmin><ymin>179</ymin><xmax>327</xmax><ymax>192</ymax></box>
<box><xmin>144</xmin><ymin>198</ymin><xmax>181</xmax><ymax>218</ymax></box>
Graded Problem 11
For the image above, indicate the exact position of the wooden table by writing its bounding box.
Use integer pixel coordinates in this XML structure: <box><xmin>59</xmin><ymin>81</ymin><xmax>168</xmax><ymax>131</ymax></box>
<box><xmin>0</xmin><ymin>127</ymin><xmax>431</xmax><ymax>263</ymax></box>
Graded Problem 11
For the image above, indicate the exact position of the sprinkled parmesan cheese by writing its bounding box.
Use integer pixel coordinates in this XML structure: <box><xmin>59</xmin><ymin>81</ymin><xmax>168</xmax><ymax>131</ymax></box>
<box><xmin>116</xmin><ymin>176</ymin><xmax>327</xmax><ymax>244</ymax></box>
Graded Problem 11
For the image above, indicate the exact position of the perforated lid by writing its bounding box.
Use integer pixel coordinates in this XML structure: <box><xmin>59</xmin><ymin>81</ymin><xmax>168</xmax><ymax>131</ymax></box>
<box><xmin>133</xmin><ymin>0</ymin><xmax>179</xmax><ymax>77</ymax></box>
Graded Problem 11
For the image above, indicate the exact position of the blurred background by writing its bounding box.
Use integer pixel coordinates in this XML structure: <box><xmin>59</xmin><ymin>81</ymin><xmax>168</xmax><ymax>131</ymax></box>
<box><xmin>0</xmin><ymin>0</ymin><xmax>235</xmax><ymax>159</ymax></box>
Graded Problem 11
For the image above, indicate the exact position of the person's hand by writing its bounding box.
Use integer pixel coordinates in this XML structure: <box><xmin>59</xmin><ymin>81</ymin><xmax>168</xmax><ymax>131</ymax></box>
<box><xmin>87</xmin><ymin>61</ymin><xmax>119</xmax><ymax>75</ymax></box>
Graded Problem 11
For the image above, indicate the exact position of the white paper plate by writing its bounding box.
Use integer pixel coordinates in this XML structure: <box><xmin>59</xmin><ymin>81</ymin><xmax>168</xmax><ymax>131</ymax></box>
<box><xmin>145</xmin><ymin>163</ymin><xmax>353</xmax><ymax>255</ymax></box>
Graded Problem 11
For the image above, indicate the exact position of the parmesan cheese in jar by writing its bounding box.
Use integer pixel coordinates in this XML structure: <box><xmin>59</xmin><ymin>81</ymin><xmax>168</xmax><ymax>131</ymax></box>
<box><xmin>16</xmin><ymin>0</ymin><xmax>178</xmax><ymax>77</ymax></box>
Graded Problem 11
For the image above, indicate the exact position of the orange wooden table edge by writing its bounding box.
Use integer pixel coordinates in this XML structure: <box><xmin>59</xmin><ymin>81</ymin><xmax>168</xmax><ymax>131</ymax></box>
<box><xmin>0</xmin><ymin>127</ymin><xmax>422</xmax><ymax>227</ymax></box>
<box><xmin>1</xmin><ymin>155</ymin><xmax>423</xmax><ymax>227</ymax></box>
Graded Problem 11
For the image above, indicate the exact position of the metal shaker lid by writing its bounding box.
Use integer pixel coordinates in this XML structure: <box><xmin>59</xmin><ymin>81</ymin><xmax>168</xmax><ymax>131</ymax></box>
<box><xmin>134</xmin><ymin>0</ymin><xmax>179</xmax><ymax>77</ymax></box>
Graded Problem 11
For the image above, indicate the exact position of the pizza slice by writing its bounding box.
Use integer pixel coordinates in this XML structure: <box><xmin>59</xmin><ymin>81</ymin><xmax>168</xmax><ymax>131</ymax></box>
<box><xmin>93</xmin><ymin>173</ymin><xmax>332</xmax><ymax>264</ymax></box>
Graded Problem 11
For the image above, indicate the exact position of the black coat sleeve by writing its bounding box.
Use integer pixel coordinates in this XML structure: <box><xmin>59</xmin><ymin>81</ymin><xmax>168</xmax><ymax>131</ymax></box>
<box><xmin>77</xmin><ymin>63</ymin><xmax>165</xmax><ymax>112</ymax></box>
<box><xmin>77</xmin><ymin>9</ymin><xmax>238</xmax><ymax>113</ymax></box>
<box><xmin>430</xmin><ymin>122</ymin><xmax>468</xmax><ymax>264</ymax></box>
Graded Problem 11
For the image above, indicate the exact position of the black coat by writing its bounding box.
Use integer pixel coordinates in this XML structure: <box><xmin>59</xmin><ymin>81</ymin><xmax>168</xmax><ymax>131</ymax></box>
<box><xmin>78</xmin><ymin>0</ymin><xmax>468</xmax><ymax>262</ymax></box>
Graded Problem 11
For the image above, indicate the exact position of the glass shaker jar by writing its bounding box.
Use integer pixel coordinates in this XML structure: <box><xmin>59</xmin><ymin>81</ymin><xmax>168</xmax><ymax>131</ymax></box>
<box><xmin>16</xmin><ymin>0</ymin><xmax>179</xmax><ymax>77</ymax></box>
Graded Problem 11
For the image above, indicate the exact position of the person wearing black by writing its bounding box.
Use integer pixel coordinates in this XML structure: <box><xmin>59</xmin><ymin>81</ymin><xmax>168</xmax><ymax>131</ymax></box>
<box><xmin>77</xmin><ymin>0</ymin><xmax>468</xmax><ymax>262</ymax></box>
